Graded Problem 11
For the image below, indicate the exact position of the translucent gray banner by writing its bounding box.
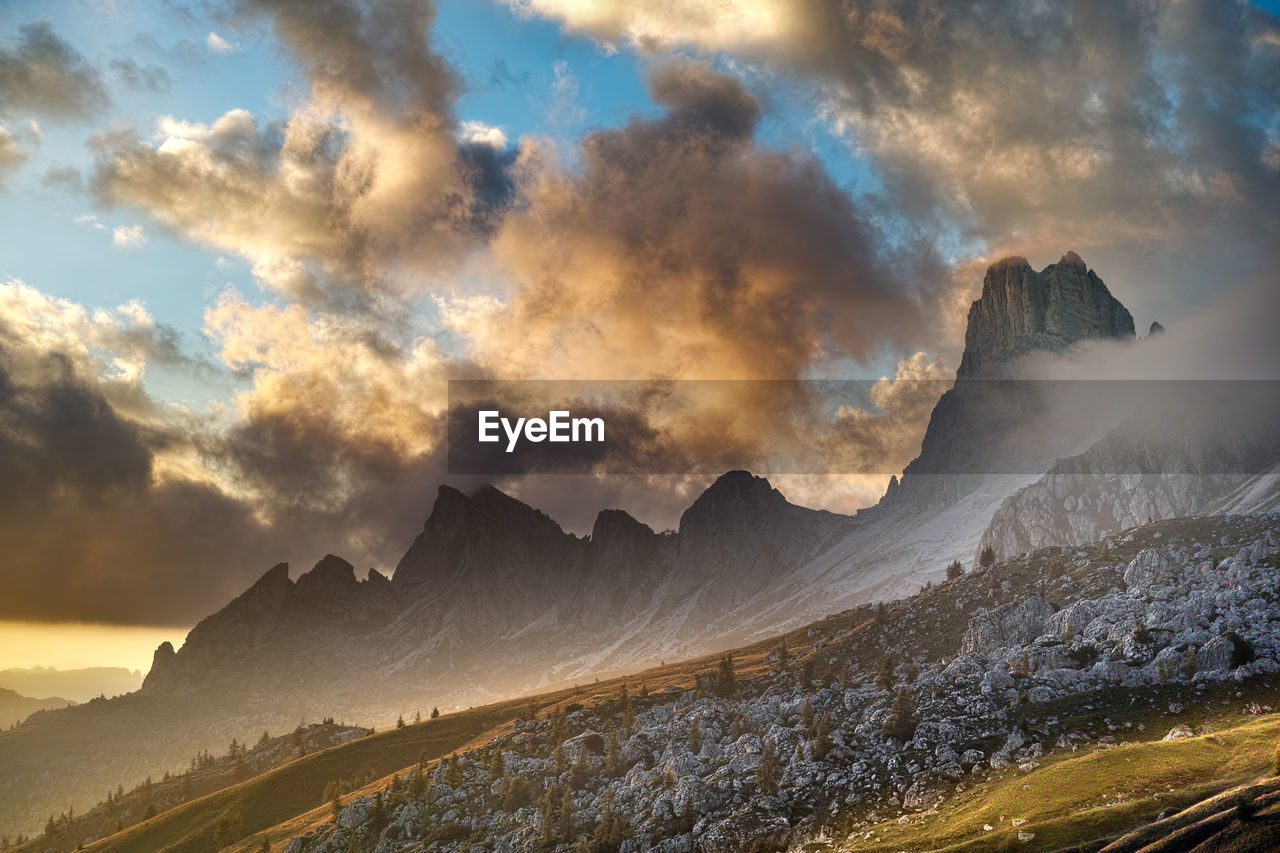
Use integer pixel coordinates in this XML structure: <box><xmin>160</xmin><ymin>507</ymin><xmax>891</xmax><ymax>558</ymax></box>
<box><xmin>446</xmin><ymin>379</ymin><xmax>1280</xmax><ymax>475</ymax></box>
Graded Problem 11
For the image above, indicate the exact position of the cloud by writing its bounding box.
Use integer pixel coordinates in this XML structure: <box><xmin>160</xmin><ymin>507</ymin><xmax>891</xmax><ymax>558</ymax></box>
<box><xmin>459</xmin><ymin>120</ymin><xmax>508</xmax><ymax>149</ymax></box>
<box><xmin>0</xmin><ymin>282</ymin><xmax>284</xmax><ymax>625</ymax></box>
<box><xmin>206</xmin><ymin>31</ymin><xmax>238</xmax><ymax>53</ymax></box>
<box><xmin>507</xmin><ymin>0</ymin><xmax>1280</xmax><ymax>326</ymax></box>
<box><xmin>42</xmin><ymin>164</ymin><xmax>84</xmax><ymax>192</ymax></box>
<box><xmin>109</xmin><ymin>57</ymin><xmax>172</xmax><ymax>92</ymax></box>
<box><xmin>112</xmin><ymin>224</ymin><xmax>146</xmax><ymax>248</ymax></box>
<box><xmin>0</xmin><ymin>22</ymin><xmax>108</xmax><ymax>119</ymax></box>
<box><xmin>92</xmin><ymin>0</ymin><xmax>508</xmax><ymax>308</ymax></box>
<box><xmin>453</xmin><ymin>58</ymin><xmax>935</xmax><ymax>382</ymax></box>
<box><xmin>0</xmin><ymin>127</ymin><xmax>27</xmax><ymax>186</ymax></box>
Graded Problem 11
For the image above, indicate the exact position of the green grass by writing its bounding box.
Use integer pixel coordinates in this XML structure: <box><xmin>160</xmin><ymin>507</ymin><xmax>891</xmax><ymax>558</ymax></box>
<box><xmin>835</xmin><ymin>707</ymin><xmax>1280</xmax><ymax>852</ymax></box>
<box><xmin>81</xmin><ymin>705</ymin><xmax>513</xmax><ymax>853</ymax></box>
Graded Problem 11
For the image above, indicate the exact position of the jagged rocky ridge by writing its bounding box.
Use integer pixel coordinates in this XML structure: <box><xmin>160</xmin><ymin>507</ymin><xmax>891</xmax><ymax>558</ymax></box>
<box><xmin>288</xmin><ymin>513</ymin><xmax>1280</xmax><ymax>853</ymax></box>
<box><xmin>141</xmin><ymin>472</ymin><xmax>856</xmax><ymax>712</ymax></box>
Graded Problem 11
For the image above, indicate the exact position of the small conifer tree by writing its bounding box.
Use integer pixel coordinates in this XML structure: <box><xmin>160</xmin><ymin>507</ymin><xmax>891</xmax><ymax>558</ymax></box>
<box><xmin>445</xmin><ymin>754</ymin><xmax>463</xmax><ymax>787</ymax></box>
<box><xmin>489</xmin><ymin>748</ymin><xmax>505</xmax><ymax>780</ymax></box>
<box><xmin>875</xmin><ymin>657</ymin><xmax>895</xmax><ymax>691</ymax></box>
<box><xmin>604</xmin><ymin>731</ymin><xmax>623</xmax><ymax>778</ymax></box>
<box><xmin>570</xmin><ymin>745</ymin><xmax>591</xmax><ymax>789</ymax></box>
<box><xmin>688</xmin><ymin>717</ymin><xmax>703</xmax><ymax>753</ymax></box>
<box><xmin>713</xmin><ymin>653</ymin><xmax>737</xmax><ymax>698</ymax></box>
<box><xmin>885</xmin><ymin>686</ymin><xmax>917</xmax><ymax>742</ymax></box>
<box><xmin>756</xmin><ymin>740</ymin><xmax>780</xmax><ymax>796</ymax></box>
<box><xmin>812</xmin><ymin>712</ymin><xmax>834</xmax><ymax>761</ymax></box>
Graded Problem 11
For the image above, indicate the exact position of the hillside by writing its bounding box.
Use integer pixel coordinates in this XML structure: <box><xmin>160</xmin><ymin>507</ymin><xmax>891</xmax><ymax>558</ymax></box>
<box><xmin>7</xmin><ymin>512</ymin><xmax>1268</xmax><ymax>853</ymax></box>
<box><xmin>6</xmin><ymin>722</ymin><xmax>370</xmax><ymax>851</ymax></box>
<box><xmin>0</xmin><ymin>688</ymin><xmax>72</xmax><ymax>730</ymax></box>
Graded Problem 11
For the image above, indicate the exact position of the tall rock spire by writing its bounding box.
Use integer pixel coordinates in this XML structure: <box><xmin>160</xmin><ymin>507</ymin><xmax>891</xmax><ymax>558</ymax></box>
<box><xmin>956</xmin><ymin>252</ymin><xmax>1135</xmax><ymax>378</ymax></box>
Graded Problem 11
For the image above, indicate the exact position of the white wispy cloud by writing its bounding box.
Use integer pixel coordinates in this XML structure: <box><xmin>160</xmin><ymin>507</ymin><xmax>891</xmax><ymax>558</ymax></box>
<box><xmin>112</xmin><ymin>224</ymin><xmax>146</xmax><ymax>248</ymax></box>
<box><xmin>206</xmin><ymin>31</ymin><xmax>238</xmax><ymax>54</ymax></box>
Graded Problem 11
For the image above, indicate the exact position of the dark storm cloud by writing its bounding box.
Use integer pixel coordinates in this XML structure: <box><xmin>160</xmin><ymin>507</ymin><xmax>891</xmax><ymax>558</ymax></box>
<box><xmin>476</xmin><ymin>58</ymin><xmax>941</xmax><ymax>379</ymax></box>
<box><xmin>0</xmin><ymin>23</ymin><xmax>108</xmax><ymax>119</ymax></box>
<box><xmin>0</xmin><ymin>347</ymin><xmax>152</xmax><ymax>508</ymax></box>
<box><xmin>0</xmin><ymin>329</ymin><xmax>280</xmax><ymax>625</ymax></box>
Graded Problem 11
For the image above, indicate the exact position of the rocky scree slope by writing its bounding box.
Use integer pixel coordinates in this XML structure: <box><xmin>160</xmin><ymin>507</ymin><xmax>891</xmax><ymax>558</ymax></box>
<box><xmin>287</xmin><ymin>512</ymin><xmax>1279</xmax><ymax>853</ymax></box>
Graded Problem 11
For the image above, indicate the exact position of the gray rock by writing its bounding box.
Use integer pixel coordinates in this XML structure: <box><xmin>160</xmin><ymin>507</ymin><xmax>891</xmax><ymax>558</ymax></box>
<box><xmin>961</xmin><ymin>596</ymin><xmax>1054</xmax><ymax>654</ymax></box>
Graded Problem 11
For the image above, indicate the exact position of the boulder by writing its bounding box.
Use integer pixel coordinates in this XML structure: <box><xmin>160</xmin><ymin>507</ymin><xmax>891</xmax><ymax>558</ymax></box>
<box><xmin>960</xmin><ymin>596</ymin><xmax>1054</xmax><ymax>654</ymax></box>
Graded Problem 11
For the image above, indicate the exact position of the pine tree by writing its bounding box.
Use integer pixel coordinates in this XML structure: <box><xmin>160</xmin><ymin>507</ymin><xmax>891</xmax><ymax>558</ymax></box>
<box><xmin>558</xmin><ymin>786</ymin><xmax>575</xmax><ymax>840</ymax></box>
<box><xmin>369</xmin><ymin>791</ymin><xmax>387</xmax><ymax>834</ymax></box>
<box><xmin>430</xmin><ymin>706</ymin><xmax>440</xmax><ymax>719</ymax></box>
<box><xmin>554</xmin><ymin>744</ymin><xmax>569</xmax><ymax>775</ymax></box>
<box><xmin>798</xmin><ymin>658</ymin><xmax>814</xmax><ymax>689</ymax></box>
<box><xmin>550</xmin><ymin>707</ymin><xmax>567</xmax><ymax>745</ymax></box>
<box><xmin>570</xmin><ymin>744</ymin><xmax>591</xmax><ymax>789</ymax></box>
<box><xmin>812</xmin><ymin>712</ymin><xmax>834</xmax><ymax>761</ymax></box>
<box><xmin>414</xmin><ymin>709</ymin><xmax>422</xmax><ymax>724</ymax></box>
<box><xmin>800</xmin><ymin>697</ymin><xmax>815</xmax><ymax>732</ymax></box>
<box><xmin>906</xmin><ymin>661</ymin><xmax>919</xmax><ymax>683</ymax></box>
<box><xmin>603</xmin><ymin>731</ymin><xmax>623</xmax><ymax>778</ymax></box>
<box><xmin>885</xmin><ymin>686</ymin><xmax>917</xmax><ymax>742</ymax></box>
<box><xmin>408</xmin><ymin>765</ymin><xmax>426</xmax><ymax>800</ymax></box>
<box><xmin>396</xmin><ymin>714</ymin><xmax>405</xmax><ymax>729</ymax></box>
<box><xmin>445</xmin><ymin>754</ymin><xmax>463</xmax><ymax>787</ymax></box>
<box><xmin>979</xmin><ymin>545</ymin><xmax>996</xmax><ymax>568</ymax></box>
<box><xmin>756</xmin><ymin>740</ymin><xmax>780</xmax><ymax>796</ymax></box>
<box><xmin>539</xmin><ymin>785</ymin><xmax>560</xmax><ymax>846</ymax></box>
<box><xmin>875</xmin><ymin>601</ymin><xmax>887</xmax><ymax>624</ymax></box>
<box><xmin>591</xmin><ymin>787</ymin><xmax>621</xmax><ymax>849</ymax></box>
<box><xmin>713</xmin><ymin>653</ymin><xmax>737</xmax><ymax>698</ymax></box>
<box><xmin>489</xmin><ymin>748</ymin><xmax>505</xmax><ymax>780</ymax></box>
<box><xmin>946</xmin><ymin>560</ymin><xmax>964</xmax><ymax>580</ymax></box>
<box><xmin>875</xmin><ymin>657</ymin><xmax>895</xmax><ymax>691</ymax></box>
<box><xmin>324</xmin><ymin>780</ymin><xmax>343</xmax><ymax>822</ymax></box>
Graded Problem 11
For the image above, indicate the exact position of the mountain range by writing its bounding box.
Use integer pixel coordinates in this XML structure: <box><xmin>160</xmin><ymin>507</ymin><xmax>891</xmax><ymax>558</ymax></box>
<box><xmin>2</xmin><ymin>251</ymin><xmax>1276</xmax><ymax>840</ymax></box>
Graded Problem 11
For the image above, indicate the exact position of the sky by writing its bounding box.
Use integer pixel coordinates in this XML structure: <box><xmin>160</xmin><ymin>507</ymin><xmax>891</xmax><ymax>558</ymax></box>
<box><xmin>0</xmin><ymin>0</ymin><xmax>1277</xmax><ymax>670</ymax></box>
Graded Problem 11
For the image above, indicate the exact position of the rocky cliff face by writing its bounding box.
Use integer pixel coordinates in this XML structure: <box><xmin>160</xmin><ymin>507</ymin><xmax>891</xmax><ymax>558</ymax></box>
<box><xmin>979</xmin><ymin>413</ymin><xmax>1280</xmax><ymax>561</ymax></box>
<box><xmin>882</xmin><ymin>252</ymin><xmax>1135</xmax><ymax>511</ymax></box>
<box><xmin>138</xmin><ymin>472</ymin><xmax>853</xmax><ymax>713</ymax></box>
<box><xmin>957</xmin><ymin>252</ymin><xmax>1134</xmax><ymax>379</ymax></box>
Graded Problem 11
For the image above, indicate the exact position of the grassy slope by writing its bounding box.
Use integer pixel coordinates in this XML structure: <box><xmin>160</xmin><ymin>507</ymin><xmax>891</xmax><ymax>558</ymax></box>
<box><xmin>80</xmin><ymin>707</ymin><xmax>510</xmax><ymax>853</ymax></box>
<box><xmin>838</xmin><ymin>679</ymin><xmax>1280</xmax><ymax>852</ymax></box>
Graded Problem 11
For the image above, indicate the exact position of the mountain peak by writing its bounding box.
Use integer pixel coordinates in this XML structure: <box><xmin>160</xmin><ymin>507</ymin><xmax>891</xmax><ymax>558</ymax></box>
<box><xmin>1056</xmin><ymin>249</ymin><xmax>1087</xmax><ymax>271</ymax></box>
<box><xmin>957</xmin><ymin>251</ymin><xmax>1134</xmax><ymax>378</ymax></box>
<box><xmin>680</xmin><ymin>470</ymin><xmax>785</xmax><ymax>532</ymax></box>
